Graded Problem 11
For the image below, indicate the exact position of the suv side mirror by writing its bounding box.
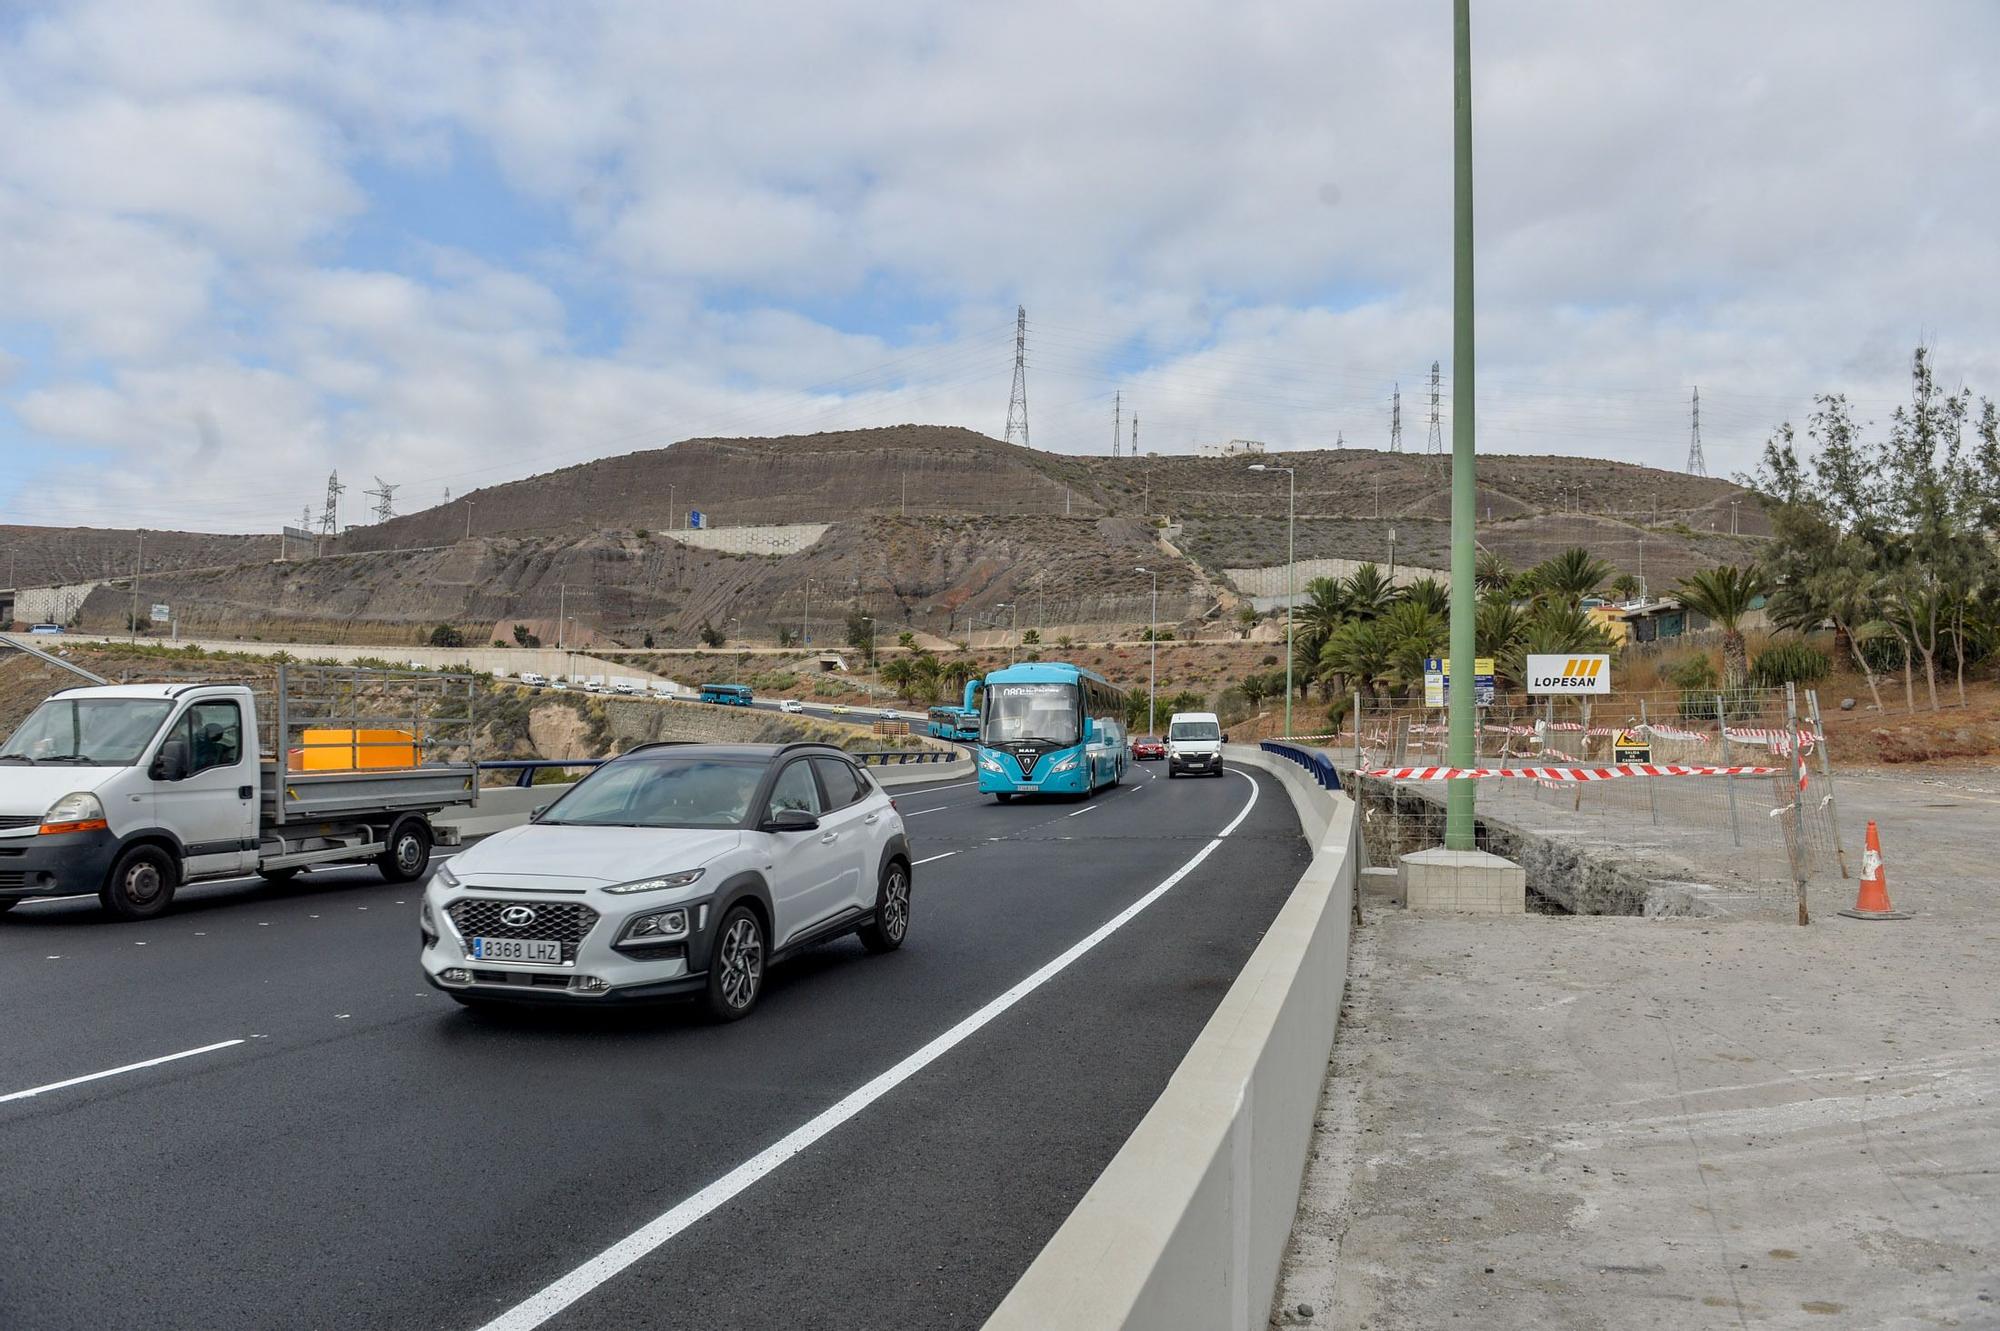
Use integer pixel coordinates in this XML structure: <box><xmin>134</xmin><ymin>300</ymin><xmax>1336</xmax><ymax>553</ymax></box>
<box><xmin>762</xmin><ymin>807</ymin><xmax>820</xmax><ymax>833</ymax></box>
<box><xmin>150</xmin><ymin>739</ymin><xmax>190</xmax><ymax>783</ymax></box>
<box><xmin>529</xmin><ymin>803</ymin><xmax>551</xmax><ymax>823</ymax></box>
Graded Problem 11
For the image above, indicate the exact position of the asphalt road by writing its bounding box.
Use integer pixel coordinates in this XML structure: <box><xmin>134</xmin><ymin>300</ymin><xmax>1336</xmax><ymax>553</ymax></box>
<box><xmin>0</xmin><ymin>760</ymin><xmax>1307</xmax><ymax>1330</ymax></box>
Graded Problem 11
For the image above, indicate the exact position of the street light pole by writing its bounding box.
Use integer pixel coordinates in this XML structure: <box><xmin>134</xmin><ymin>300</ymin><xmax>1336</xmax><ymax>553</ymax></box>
<box><xmin>464</xmin><ymin>500</ymin><xmax>475</xmax><ymax>540</ymax></box>
<box><xmin>557</xmin><ymin>583</ymin><xmax>566</xmax><ymax>652</ymax></box>
<box><xmin>1137</xmin><ymin>566</ymin><xmax>1158</xmax><ymax>735</ymax></box>
<box><xmin>1445</xmin><ymin>0</ymin><xmax>1479</xmax><ymax>850</ymax></box>
<box><xmin>1249</xmin><ymin>464</ymin><xmax>1296</xmax><ymax>735</ymax></box>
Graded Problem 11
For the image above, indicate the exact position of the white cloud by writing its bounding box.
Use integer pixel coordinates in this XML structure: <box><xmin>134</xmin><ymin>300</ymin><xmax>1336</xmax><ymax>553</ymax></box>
<box><xmin>1</xmin><ymin>0</ymin><xmax>1997</xmax><ymax>530</ymax></box>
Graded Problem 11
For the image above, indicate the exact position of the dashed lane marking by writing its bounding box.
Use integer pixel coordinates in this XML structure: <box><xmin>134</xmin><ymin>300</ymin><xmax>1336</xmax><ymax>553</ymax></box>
<box><xmin>0</xmin><ymin>1039</ymin><xmax>246</xmax><ymax>1105</ymax></box>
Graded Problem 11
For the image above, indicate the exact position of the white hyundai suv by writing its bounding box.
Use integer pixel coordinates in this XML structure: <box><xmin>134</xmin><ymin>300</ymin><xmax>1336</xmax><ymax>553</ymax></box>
<box><xmin>421</xmin><ymin>742</ymin><xmax>911</xmax><ymax>1020</ymax></box>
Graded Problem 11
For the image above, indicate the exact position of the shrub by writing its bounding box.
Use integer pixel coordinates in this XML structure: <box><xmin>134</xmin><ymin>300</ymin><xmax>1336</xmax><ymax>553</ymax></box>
<box><xmin>698</xmin><ymin>620</ymin><xmax>725</xmax><ymax>647</ymax></box>
<box><xmin>1751</xmin><ymin>638</ymin><xmax>1833</xmax><ymax>688</ymax></box>
<box><xmin>1666</xmin><ymin>653</ymin><xmax>1718</xmax><ymax>692</ymax></box>
<box><xmin>427</xmin><ymin>624</ymin><xmax>465</xmax><ymax>648</ymax></box>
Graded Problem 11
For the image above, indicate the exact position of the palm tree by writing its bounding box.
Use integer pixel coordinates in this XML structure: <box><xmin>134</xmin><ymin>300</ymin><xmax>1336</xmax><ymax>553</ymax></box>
<box><xmin>1530</xmin><ymin>547</ymin><xmax>1613</xmax><ymax>608</ymax></box>
<box><xmin>1608</xmin><ymin>572</ymin><xmax>1641</xmax><ymax>602</ymax></box>
<box><xmin>1376</xmin><ymin>600</ymin><xmax>1449</xmax><ymax>700</ymax></box>
<box><xmin>1474</xmin><ymin>549</ymin><xmax>1513</xmax><ymax>593</ymax></box>
<box><xmin>1300</xmin><ymin>576</ymin><xmax>1350</xmax><ymax>641</ymax></box>
<box><xmin>1476</xmin><ymin>598</ymin><xmax>1530</xmax><ymax>683</ymax></box>
<box><xmin>942</xmin><ymin>656</ymin><xmax>978</xmax><ymax>694</ymax></box>
<box><xmin>1342</xmin><ymin>563</ymin><xmax>1400</xmax><ymax>620</ymax></box>
<box><xmin>1674</xmin><ymin>562</ymin><xmax>1767</xmax><ymax>685</ymax></box>
<box><xmin>1320</xmin><ymin>619</ymin><xmax>1394</xmax><ymax>702</ymax></box>
<box><xmin>880</xmin><ymin>657</ymin><xmax>915</xmax><ymax>699</ymax></box>
<box><xmin>1401</xmin><ymin>576</ymin><xmax>1450</xmax><ymax>616</ymax></box>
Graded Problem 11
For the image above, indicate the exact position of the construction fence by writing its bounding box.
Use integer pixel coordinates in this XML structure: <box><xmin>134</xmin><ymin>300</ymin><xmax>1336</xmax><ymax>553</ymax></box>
<box><xmin>1285</xmin><ymin>684</ymin><xmax>1855</xmax><ymax>919</ymax></box>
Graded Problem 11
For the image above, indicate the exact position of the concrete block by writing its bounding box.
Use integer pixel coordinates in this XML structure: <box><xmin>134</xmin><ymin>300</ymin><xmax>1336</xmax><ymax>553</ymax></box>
<box><xmin>1398</xmin><ymin>847</ymin><xmax>1526</xmax><ymax>915</ymax></box>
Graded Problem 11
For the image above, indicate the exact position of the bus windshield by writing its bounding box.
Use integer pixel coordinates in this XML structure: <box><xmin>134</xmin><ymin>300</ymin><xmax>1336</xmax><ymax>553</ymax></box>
<box><xmin>1</xmin><ymin>698</ymin><xmax>174</xmax><ymax>766</ymax></box>
<box><xmin>983</xmin><ymin>683</ymin><xmax>1078</xmax><ymax>746</ymax></box>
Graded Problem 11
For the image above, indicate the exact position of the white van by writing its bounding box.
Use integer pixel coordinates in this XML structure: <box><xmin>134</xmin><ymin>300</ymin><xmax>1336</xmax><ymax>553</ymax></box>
<box><xmin>519</xmin><ymin>671</ymin><xmax>548</xmax><ymax>688</ymax></box>
<box><xmin>1165</xmin><ymin>711</ymin><xmax>1225</xmax><ymax>778</ymax></box>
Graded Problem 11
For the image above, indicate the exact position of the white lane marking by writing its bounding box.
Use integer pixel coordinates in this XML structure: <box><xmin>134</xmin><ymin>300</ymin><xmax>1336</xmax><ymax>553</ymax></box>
<box><xmin>0</xmin><ymin>1039</ymin><xmax>245</xmax><ymax>1105</ymax></box>
<box><xmin>1066</xmin><ymin>804</ymin><xmax>1098</xmax><ymax>817</ymax></box>
<box><xmin>912</xmin><ymin>852</ymin><xmax>959</xmax><ymax>866</ymax></box>
<box><xmin>475</xmin><ymin>768</ymin><xmax>1263</xmax><ymax>1331</ymax></box>
<box><xmin>902</xmin><ymin>800</ymin><xmax>980</xmax><ymax>817</ymax></box>
<box><xmin>896</xmin><ymin>779</ymin><xmax>976</xmax><ymax>795</ymax></box>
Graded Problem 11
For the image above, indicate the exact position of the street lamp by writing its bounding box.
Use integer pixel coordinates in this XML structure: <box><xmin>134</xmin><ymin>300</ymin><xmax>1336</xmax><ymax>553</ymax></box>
<box><xmin>859</xmin><ymin>614</ymin><xmax>876</xmax><ymax>664</ymax></box>
<box><xmin>1136</xmin><ymin>566</ymin><xmax>1158</xmax><ymax>736</ymax></box>
<box><xmin>993</xmin><ymin>603</ymin><xmax>1015</xmax><ymax>665</ymax></box>
<box><xmin>1248</xmin><ymin>463</ymin><xmax>1296</xmax><ymax>736</ymax></box>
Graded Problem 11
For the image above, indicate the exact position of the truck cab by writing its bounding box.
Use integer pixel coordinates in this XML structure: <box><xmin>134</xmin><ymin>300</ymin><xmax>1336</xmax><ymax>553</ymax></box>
<box><xmin>0</xmin><ymin>673</ymin><xmax>476</xmax><ymax>920</ymax></box>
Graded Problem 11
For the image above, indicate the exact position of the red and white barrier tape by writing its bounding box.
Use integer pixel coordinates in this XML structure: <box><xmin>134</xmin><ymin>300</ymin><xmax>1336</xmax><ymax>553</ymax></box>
<box><xmin>1368</xmin><ymin>763</ymin><xmax>1783</xmax><ymax>781</ymax></box>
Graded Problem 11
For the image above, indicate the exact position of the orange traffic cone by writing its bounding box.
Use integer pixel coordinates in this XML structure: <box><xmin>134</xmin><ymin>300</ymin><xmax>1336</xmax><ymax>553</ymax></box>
<box><xmin>1838</xmin><ymin>822</ymin><xmax>1908</xmax><ymax>920</ymax></box>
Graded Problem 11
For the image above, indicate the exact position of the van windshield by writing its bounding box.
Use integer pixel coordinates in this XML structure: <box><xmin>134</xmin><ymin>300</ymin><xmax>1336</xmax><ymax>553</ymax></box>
<box><xmin>1169</xmin><ymin>719</ymin><xmax>1220</xmax><ymax>741</ymax></box>
<box><xmin>1</xmin><ymin>699</ymin><xmax>174</xmax><ymax>766</ymax></box>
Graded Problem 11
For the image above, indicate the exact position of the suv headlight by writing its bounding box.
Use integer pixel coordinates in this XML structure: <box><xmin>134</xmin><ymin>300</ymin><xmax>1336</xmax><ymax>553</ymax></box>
<box><xmin>621</xmin><ymin>907</ymin><xmax>691</xmax><ymax>942</ymax></box>
<box><xmin>432</xmin><ymin>863</ymin><xmax>461</xmax><ymax>890</ymax></box>
<box><xmin>603</xmin><ymin>868</ymin><xmax>705</xmax><ymax>895</ymax></box>
<box><xmin>40</xmin><ymin>791</ymin><xmax>107</xmax><ymax>835</ymax></box>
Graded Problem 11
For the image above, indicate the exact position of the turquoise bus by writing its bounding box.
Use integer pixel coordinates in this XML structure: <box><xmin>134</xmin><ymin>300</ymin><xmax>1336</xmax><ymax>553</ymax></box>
<box><xmin>926</xmin><ymin>705</ymin><xmax>980</xmax><ymax>742</ymax></box>
<box><xmin>966</xmin><ymin>662</ymin><xmax>1128</xmax><ymax>801</ymax></box>
<box><xmin>699</xmin><ymin>683</ymin><xmax>753</xmax><ymax>706</ymax></box>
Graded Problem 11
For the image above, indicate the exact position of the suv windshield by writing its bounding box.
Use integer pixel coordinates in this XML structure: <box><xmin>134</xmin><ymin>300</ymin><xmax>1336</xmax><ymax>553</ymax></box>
<box><xmin>1169</xmin><ymin>719</ymin><xmax>1220</xmax><ymax>741</ymax></box>
<box><xmin>1</xmin><ymin>698</ymin><xmax>173</xmax><ymax>765</ymax></box>
<box><xmin>538</xmin><ymin>757</ymin><xmax>763</xmax><ymax>829</ymax></box>
<box><xmin>983</xmin><ymin>682</ymin><xmax>1078</xmax><ymax>746</ymax></box>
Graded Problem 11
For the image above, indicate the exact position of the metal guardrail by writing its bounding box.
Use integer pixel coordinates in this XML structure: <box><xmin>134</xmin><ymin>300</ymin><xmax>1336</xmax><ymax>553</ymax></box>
<box><xmin>1260</xmin><ymin>740</ymin><xmax>1343</xmax><ymax>791</ymax></box>
<box><xmin>851</xmin><ymin>749</ymin><xmax>964</xmax><ymax>767</ymax></box>
<box><xmin>478</xmin><ymin>759</ymin><xmax>608</xmax><ymax>788</ymax></box>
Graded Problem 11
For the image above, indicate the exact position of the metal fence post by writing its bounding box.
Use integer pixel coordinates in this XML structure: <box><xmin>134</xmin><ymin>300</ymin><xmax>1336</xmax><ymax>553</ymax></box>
<box><xmin>1639</xmin><ymin>698</ymin><xmax>1660</xmax><ymax>826</ymax></box>
<box><xmin>1806</xmin><ymin>689</ymin><xmax>1851</xmax><ymax>879</ymax></box>
<box><xmin>1353</xmin><ymin>689</ymin><xmax>1363</xmax><ymax>779</ymax></box>
<box><xmin>1786</xmin><ymin>683</ymin><xmax>1810</xmax><ymax>925</ymax></box>
<box><xmin>1715</xmin><ymin>694</ymin><xmax>1741</xmax><ymax>848</ymax></box>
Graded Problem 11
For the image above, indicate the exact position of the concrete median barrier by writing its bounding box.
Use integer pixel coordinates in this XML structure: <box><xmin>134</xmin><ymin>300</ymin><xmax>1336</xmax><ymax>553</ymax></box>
<box><xmin>984</xmin><ymin>744</ymin><xmax>1357</xmax><ymax>1331</ymax></box>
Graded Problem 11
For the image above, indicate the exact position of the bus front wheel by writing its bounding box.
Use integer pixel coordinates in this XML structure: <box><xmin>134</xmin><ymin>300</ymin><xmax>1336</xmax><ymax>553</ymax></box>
<box><xmin>994</xmin><ymin>792</ymin><xmax>1013</xmax><ymax>804</ymax></box>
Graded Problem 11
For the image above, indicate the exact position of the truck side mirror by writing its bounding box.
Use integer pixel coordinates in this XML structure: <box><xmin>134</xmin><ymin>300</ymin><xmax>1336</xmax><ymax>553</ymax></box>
<box><xmin>150</xmin><ymin>739</ymin><xmax>190</xmax><ymax>783</ymax></box>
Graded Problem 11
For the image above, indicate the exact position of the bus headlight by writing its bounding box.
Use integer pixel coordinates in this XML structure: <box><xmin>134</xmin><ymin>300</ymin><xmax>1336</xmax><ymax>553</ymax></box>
<box><xmin>978</xmin><ymin>754</ymin><xmax>1005</xmax><ymax>772</ymax></box>
<box><xmin>1048</xmin><ymin>755</ymin><xmax>1081</xmax><ymax>774</ymax></box>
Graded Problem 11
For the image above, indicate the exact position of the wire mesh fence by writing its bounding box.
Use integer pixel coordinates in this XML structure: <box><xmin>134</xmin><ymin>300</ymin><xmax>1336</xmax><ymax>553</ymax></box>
<box><xmin>1283</xmin><ymin>685</ymin><xmax>1856</xmax><ymax>918</ymax></box>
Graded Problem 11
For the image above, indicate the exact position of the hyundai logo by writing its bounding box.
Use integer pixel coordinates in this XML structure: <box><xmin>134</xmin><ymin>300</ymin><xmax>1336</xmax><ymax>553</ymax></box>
<box><xmin>500</xmin><ymin>905</ymin><xmax>537</xmax><ymax>927</ymax></box>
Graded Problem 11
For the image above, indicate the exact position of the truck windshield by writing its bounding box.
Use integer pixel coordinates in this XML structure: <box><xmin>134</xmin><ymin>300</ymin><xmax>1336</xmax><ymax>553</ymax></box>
<box><xmin>984</xmin><ymin>683</ymin><xmax>1078</xmax><ymax>747</ymax></box>
<box><xmin>539</xmin><ymin>758</ymin><xmax>764</xmax><ymax>829</ymax></box>
<box><xmin>1169</xmin><ymin>719</ymin><xmax>1220</xmax><ymax>741</ymax></box>
<box><xmin>1</xmin><ymin>699</ymin><xmax>174</xmax><ymax>766</ymax></box>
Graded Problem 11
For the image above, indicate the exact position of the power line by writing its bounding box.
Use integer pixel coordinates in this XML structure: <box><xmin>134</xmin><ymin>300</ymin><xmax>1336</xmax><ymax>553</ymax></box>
<box><xmin>320</xmin><ymin>471</ymin><xmax>345</xmax><ymax>538</ymax></box>
<box><xmin>364</xmin><ymin>475</ymin><xmax>399</xmax><ymax>523</ymax></box>
<box><xmin>1112</xmin><ymin>389</ymin><xmax>1121</xmax><ymax>458</ymax></box>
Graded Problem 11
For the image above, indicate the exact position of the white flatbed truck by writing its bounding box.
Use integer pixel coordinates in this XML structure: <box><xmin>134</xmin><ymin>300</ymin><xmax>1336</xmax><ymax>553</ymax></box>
<box><xmin>0</xmin><ymin>665</ymin><xmax>480</xmax><ymax>920</ymax></box>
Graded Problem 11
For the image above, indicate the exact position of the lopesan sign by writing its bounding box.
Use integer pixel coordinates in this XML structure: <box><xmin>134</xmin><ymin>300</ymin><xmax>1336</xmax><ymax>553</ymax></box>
<box><xmin>1526</xmin><ymin>653</ymin><xmax>1610</xmax><ymax>695</ymax></box>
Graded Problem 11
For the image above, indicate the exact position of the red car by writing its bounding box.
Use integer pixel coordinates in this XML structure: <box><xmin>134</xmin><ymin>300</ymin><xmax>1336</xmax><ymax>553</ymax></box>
<box><xmin>1130</xmin><ymin>735</ymin><xmax>1167</xmax><ymax>761</ymax></box>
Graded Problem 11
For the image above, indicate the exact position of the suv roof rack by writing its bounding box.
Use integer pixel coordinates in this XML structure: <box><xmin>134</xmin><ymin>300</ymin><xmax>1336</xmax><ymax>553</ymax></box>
<box><xmin>617</xmin><ymin>741</ymin><xmax>700</xmax><ymax>756</ymax></box>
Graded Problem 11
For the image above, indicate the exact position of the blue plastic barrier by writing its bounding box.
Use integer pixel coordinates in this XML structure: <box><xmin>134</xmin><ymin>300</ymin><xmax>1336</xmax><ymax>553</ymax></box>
<box><xmin>1259</xmin><ymin>740</ymin><xmax>1344</xmax><ymax>791</ymax></box>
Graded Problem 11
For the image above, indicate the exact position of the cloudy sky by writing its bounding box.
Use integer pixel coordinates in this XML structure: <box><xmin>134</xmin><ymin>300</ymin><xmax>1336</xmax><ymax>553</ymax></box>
<box><xmin>2</xmin><ymin>0</ymin><xmax>1996</xmax><ymax>533</ymax></box>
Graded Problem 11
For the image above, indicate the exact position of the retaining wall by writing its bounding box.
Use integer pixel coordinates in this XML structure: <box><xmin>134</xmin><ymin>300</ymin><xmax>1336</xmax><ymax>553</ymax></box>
<box><xmin>1225</xmin><ymin>556</ymin><xmax>1450</xmax><ymax>606</ymax></box>
<box><xmin>661</xmin><ymin>523</ymin><xmax>830</xmax><ymax>556</ymax></box>
<box><xmin>985</xmin><ymin>745</ymin><xmax>1358</xmax><ymax>1331</ymax></box>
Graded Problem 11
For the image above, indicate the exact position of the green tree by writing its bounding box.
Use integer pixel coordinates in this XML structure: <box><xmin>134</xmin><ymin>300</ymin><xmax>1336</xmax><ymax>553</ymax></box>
<box><xmin>1400</xmin><ymin>576</ymin><xmax>1450</xmax><ymax>617</ymax></box>
<box><xmin>427</xmin><ymin>623</ymin><xmax>464</xmax><ymax>648</ymax></box>
<box><xmin>880</xmin><ymin>657</ymin><xmax>916</xmax><ymax>699</ymax></box>
<box><xmin>897</xmin><ymin>630</ymin><xmax>917</xmax><ymax>650</ymax></box>
<box><xmin>1300</xmin><ymin>576</ymin><xmax>1351</xmax><ymax>641</ymax></box>
<box><xmin>1674</xmin><ymin>563</ymin><xmax>1767</xmax><ymax>685</ymax></box>
<box><xmin>1607</xmin><ymin>573</ymin><xmax>1641</xmax><ymax>602</ymax></box>
<box><xmin>1376</xmin><ymin>600</ymin><xmax>1449</xmax><ymax>699</ymax></box>
<box><xmin>1474</xmin><ymin>549</ymin><xmax>1513</xmax><ymax>593</ymax></box>
<box><xmin>1319</xmin><ymin>619</ymin><xmax>1394</xmax><ymax>702</ymax></box>
<box><xmin>1529</xmin><ymin>547</ymin><xmax>1612</xmax><ymax>608</ymax></box>
<box><xmin>1021</xmin><ymin>628</ymin><xmax>1041</xmax><ymax>646</ymax></box>
<box><xmin>1342</xmin><ymin>563</ymin><xmax>1399</xmax><ymax>620</ymax></box>
<box><xmin>846</xmin><ymin>611</ymin><xmax>876</xmax><ymax>662</ymax></box>
<box><xmin>1239</xmin><ymin>672</ymin><xmax>1271</xmax><ymax>710</ymax></box>
<box><xmin>511</xmin><ymin>623</ymin><xmax>541</xmax><ymax>649</ymax></box>
<box><xmin>698</xmin><ymin>620</ymin><xmax>725</xmax><ymax>648</ymax></box>
<box><xmin>1235</xmin><ymin>604</ymin><xmax>1259</xmax><ymax>638</ymax></box>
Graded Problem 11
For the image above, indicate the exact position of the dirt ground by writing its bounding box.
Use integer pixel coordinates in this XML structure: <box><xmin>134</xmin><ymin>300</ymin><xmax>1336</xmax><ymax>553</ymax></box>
<box><xmin>1272</xmin><ymin>764</ymin><xmax>2000</xmax><ymax>1330</ymax></box>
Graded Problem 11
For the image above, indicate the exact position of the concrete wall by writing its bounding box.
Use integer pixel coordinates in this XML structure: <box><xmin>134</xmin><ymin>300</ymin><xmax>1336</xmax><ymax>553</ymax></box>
<box><xmin>1225</xmin><ymin>556</ymin><xmax>1450</xmax><ymax>607</ymax></box>
<box><xmin>985</xmin><ymin>746</ymin><xmax>1358</xmax><ymax>1331</ymax></box>
<box><xmin>14</xmin><ymin>581</ymin><xmax>106</xmax><ymax>624</ymax></box>
<box><xmin>661</xmin><ymin>523</ymin><xmax>830</xmax><ymax>556</ymax></box>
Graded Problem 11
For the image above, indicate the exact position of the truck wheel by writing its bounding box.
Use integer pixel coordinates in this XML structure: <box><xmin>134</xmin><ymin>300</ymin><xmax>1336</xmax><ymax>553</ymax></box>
<box><xmin>378</xmin><ymin>820</ymin><xmax>433</xmax><ymax>883</ymax></box>
<box><xmin>100</xmin><ymin>844</ymin><xmax>177</xmax><ymax>921</ymax></box>
<box><xmin>858</xmin><ymin>859</ymin><xmax>910</xmax><ymax>955</ymax></box>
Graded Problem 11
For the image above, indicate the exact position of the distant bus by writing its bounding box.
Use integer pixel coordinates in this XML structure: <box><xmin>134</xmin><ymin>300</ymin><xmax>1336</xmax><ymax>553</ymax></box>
<box><xmin>926</xmin><ymin>705</ymin><xmax>980</xmax><ymax>742</ymax></box>
<box><xmin>967</xmin><ymin>661</ymin><xmax>1127</xmax><ymax>801</ymax></box>
<box><xmin>699</xmin><ymin>683</ymin><xmax>754</xmax><ymax>706</ymax></box>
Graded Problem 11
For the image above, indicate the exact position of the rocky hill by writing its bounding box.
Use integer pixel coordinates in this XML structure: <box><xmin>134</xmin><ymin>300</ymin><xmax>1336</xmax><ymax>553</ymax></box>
<box><xmin>20</xmin><ymin>425</ymin><xmax>1767</xmax><ymax>646</ymax></box>
<box><xmin>0</xmin><ymin>525</ymin><xmax>275</xmax><ymax>590</ymax></box>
